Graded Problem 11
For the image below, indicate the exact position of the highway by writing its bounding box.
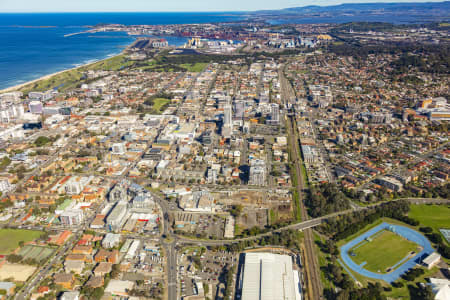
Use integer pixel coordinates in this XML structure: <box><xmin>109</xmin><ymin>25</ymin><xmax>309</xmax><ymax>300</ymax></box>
<box><xmin>154</xmin><ymin>192</ymin><xmax>179</xmax><ymax>300</ymax></box>
<box><xmin>166</xmin><ymin>242</ymin><xmax>178</xmax><ymax>300</ymax></box>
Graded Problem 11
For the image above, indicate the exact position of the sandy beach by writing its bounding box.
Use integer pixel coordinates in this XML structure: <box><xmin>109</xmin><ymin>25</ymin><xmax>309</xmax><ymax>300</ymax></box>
<box><xmin>0</xmin><ymin>52</ymin><xmax>124</xmax><ymax>94</ymax></box>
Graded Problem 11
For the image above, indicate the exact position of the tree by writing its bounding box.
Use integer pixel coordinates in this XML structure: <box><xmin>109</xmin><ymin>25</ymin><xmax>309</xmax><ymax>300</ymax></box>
<box><xmin>408</xmin><ymin>283</ymin><xmax>434</xmax><ymax>300</ymax></box>
<box><xmin>6</xmin><ymin>254</ymin><xmax>22</xmax><ymax>263</ymax></box>
<box><xmin>91</xmin><ymin>287</ymin><xmax>104</xmax><ymax>300</ymax></box>
<box><xmin>426</xmin><ymin>233</ymin><xmax>443</xmax><ymax>244</ymax></box>
<box><xmin>230</xmin><ymin>205</ymin><xmax>243</xmax><ymax>217</ymax></box>
<box><xmin>419</xmin><ymin>227</ymin><xmax>433</xmax><ymax>234</ymax></box>
<box><xmin>34</xmin><ymin>136</ymin><xmax>51</xmax><ymax>147</ymax></box>
<box><xmin>0</xmin><ymin>157</ymin><xmax>11</xmax><ymax>171</ymax></box>
<box><xmin>111</xmin><ymin>264</ymin><xmax>120</xmax><ymax>279</ymax></box>
<box><xmin>306</xmin><ymin>183</ymin><xmax>351</xmax><ymax>217</ymax></box>
<box><xmin>402</xmin><ymin>268</ymin><xmax>425</xmax><ymax>281</ymax></box>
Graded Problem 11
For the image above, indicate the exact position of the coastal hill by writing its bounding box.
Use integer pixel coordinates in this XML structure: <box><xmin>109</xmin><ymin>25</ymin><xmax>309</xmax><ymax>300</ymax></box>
<box><xmin>250</xmin><ymin>1</ymin><xmax>450</xmax><ymax>22</ymax></box>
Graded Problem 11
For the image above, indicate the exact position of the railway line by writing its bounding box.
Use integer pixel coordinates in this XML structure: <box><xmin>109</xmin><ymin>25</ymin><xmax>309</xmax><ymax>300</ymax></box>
<box><xmin>287</xmin><ymin>115</ymin><xmax>323</xmax><ymax>300</ymax></box>
<box><xmin>280</xmin><ymin>67</ymin><xmax>323</xmax><ymax>300</ymax></box>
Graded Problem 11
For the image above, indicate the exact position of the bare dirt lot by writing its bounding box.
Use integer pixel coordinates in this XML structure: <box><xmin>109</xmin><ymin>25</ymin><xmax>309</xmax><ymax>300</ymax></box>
<box><xmin>0</xmin><ymin>263</ymin><xmax>36</xmax><ymax>281</ymax></box>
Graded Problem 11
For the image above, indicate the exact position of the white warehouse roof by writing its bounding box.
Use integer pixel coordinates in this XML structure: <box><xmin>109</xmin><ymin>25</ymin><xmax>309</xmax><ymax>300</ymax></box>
<box><xmin>242</xmin><ymin>252</ymin><xmax>298</xmax><ymax>300</ymax></box>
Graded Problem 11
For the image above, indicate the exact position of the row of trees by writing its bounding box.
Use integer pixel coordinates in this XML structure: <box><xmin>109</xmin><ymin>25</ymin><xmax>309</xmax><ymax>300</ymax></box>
<box><xmin>319</xmin><ymin>200</ymin><xmax>411</xmax><ymax>240</ymax></box>
<box><xmin>420</xmin><ymin>227</ymin><xmax>450</xmax><ymax>259</ymax></box>
<box><xmin>7</xmin><ymin>253</ymin><xmax>40</xmax><ymax>265</ymax></box>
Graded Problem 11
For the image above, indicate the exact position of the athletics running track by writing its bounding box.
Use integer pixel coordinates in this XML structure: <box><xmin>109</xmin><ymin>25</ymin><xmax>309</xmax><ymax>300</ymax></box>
<box><xmin>340</xmin><ymin>222</ymin><xmax>434</xmax><ymax>283</ymax></box>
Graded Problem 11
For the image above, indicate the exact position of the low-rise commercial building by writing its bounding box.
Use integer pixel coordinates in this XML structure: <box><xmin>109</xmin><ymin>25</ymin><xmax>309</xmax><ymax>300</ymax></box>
<box><xmin>240</xmin><ymin>252</ymin><xmax>301</xmax><ymax>300</ymax></box>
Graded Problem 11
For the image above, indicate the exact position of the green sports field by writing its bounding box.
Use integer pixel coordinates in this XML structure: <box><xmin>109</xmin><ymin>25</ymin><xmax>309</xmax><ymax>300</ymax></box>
<box><xmin>0</xmin><ymin>229</ymin><xmax>43</xmax><ymax>255</ymax></box>
<box><xmin>409</xmin><ymin>204</ymin><xmax>450</xmax><ymax>234</ymax></box>
<box><xmin>349</xmin><ymin>230</ymin><xmax>419</xmax><ymax>273</ymax></box>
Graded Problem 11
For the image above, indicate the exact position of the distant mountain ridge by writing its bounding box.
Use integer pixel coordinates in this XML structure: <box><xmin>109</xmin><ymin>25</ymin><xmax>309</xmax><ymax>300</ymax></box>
<box><xmin>252</xmin><ymin>1</ymin><xmax>450</xmax><ymax>17</ymax></box>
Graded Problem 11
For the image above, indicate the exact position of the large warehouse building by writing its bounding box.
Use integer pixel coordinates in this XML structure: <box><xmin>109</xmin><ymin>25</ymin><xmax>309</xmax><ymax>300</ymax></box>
<box><xmin>240</xmin><ymin>252</ymin><xmax>302</xmax><ymax>300</ymax></box>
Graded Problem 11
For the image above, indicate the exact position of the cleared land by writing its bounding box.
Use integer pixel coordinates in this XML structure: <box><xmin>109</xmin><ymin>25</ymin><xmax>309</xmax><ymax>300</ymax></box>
<box><xmin>409</xmin><ymin>204</ymin><xmax>450</xmax><ymax>233</ymax></box>
<box><xmin>350</xmin><ymin>230</ymin><xmax>419</xmax><ymax>273</ymax></box>
<box><xmin>0</xmin><ymin>229</ymin><xmax>43</xmax><ymax>254</ymax></box>
<box><xmin>0</xmin><ymin>263</ymin><xmax>36</xmax><ymax>282</ymax></box>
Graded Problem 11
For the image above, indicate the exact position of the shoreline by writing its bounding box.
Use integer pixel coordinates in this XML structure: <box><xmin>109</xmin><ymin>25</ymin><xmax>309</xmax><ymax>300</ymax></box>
<box><xmin>0</xmin><ymin>34</ymin><xmax>188</xmax><ymax>94</ymax></box>
<box><xmin>0</xmin><ymin>52</ymin><xmax>125</xmax><ymax>94</ymax></box>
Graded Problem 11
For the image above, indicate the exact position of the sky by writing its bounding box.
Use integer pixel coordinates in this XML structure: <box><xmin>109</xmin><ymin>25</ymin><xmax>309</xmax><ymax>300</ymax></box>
<box><xmin>0</xmin><ymin>0</ymin><xmax>446</xmax><ymax>12</ymax></box>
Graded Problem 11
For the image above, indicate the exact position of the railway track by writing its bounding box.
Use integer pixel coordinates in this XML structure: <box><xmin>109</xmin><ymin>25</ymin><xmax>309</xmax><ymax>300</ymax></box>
<box><xmin>288</xmin><ymin>116</ymin><xmax>323</xmax><ymax>300</ymax></box>
<box><xmin>280</xmin><ymin>67</ymin><xmax>323</xmax><ymax>300</ymax></box>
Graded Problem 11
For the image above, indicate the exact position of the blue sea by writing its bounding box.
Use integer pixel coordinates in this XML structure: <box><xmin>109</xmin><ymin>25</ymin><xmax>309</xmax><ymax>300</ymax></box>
<box><xmin>0</xmin><ymin>13</ymin><xmax>244</xmax><ymax>90</ymax></box>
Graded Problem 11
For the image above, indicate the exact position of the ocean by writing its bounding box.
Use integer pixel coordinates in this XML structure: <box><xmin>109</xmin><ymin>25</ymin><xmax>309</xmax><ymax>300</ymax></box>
<box><xmin>0</xmin><ymin>13</ymin><xmax>244</xmax><ymax>90</ymax></box>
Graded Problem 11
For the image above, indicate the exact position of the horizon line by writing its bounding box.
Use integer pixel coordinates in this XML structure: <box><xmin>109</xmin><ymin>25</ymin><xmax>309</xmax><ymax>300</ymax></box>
<box><xmin>1</xmin><ymin>0</ymin><xmax>448</xmax><ymax>14</ymax></box>
<box><xmin>0</xmin><ymin>11</ymin><xmax>249</xmax><ymax>13</ymax></box>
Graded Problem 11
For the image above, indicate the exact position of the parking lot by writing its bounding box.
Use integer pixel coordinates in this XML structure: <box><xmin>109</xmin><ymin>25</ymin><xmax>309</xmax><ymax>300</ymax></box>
<box><xmin>173</xmin><ymin>212</ymin><xmax>225</xmax><ymax>239</ymax></box>
<box><xmin>178</xmin><ymin>247</ymin><xmax>237</xmax><ymax>298</ymax></box>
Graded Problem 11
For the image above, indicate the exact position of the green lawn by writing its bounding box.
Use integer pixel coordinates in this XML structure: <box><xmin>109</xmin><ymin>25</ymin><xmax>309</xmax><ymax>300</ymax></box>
<box><xmin>88</xmin><ymin>54</ymin><xmax>134</xmax><ymax>71</ymax></box>
<box><xmin>19</xmin><ymin>54</ymin><xmax>134</xmax><ymax>93</ymax></box>
<box><xmin>21</xmin><ymin>68</ymin><xmax>84</xmax><ymax>93</ymax></box>
<box><xmin>0</xmin><ymin>229</ymin><xmax>43</xmax><ymax>254</ymax></box>
<box><xmin>180</xmin><ymin>63</ymin><xmax>208</xmax><ymax>72</ymax></box>
<box><xmin>350</xmin><ymin>230</ymin><xmax>419</xmax><ymax>273</ymax></box>
<box><xmin>152</xmin><ymin>98</ymin><xmax>170</xmax><ymax>113</ymax></box>
<box><xmin>409</xmin><ymin>204</ymin><xmax>450</xmax><ymax>233</ymax></box>
<box><xmin>269</xmin><ymin>209</ymin><xmax>278</xmax><ymax>225</ymax></box>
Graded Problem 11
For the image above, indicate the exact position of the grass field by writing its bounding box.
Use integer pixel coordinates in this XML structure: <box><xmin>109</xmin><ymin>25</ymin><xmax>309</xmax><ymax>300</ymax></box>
<box><xmin>19</xmin><ymin>54</ymin><xmax>133</xmax><ymax>93</ymax></box>
<box><xmin>88</xmin><ymin>54</ymin><xmax>134</xmax><ymax>71</ymax></box>
<box><xmin>0</xmin><ymin>229</ymin><xmax>43</xmax><ymax>255</ymax></box>
<box><xmin>21</xmin><ymin>68</ymin><xmax>84</xmax><ymax>93</ymax></box>
<box><xmin>350</xmin><ymin>230</ymin><xmax>419</xmax><ymax>273</ymax></box>
<box><xmin>409</xmin><ymin>204</ymin><xmax>450</xmax><ymax>234</ymax></box>
<box><xmin>180</xmin><ymin>63</ymin><xmax>208</xmax><ymax>72</ymax></box>
<box><xmin>152</xmin><ymin>98</ymin><xmax>170</xmax><ymax>113</ymax></box>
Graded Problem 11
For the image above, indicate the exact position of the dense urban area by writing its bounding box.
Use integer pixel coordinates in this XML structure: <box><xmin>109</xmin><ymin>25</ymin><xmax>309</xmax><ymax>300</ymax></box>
<box><xmin>0</xmin><ymin>19</ymin><xmax>449</xmax><ymax>300</ymax></box>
